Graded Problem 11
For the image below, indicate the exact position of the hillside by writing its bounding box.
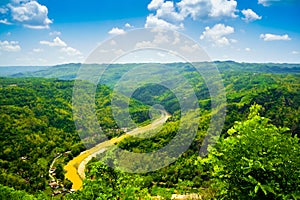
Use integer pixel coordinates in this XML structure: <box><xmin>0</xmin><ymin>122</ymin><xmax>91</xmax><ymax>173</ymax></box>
<box><xmin>0</xmin><ymin>62</ymin><xmax>299</xmax><ymax>199</ymax></box>
<box><xmin>4</xmin><ymin>62</ymin><xmax>300</xmax><ymax>81</ymax></box>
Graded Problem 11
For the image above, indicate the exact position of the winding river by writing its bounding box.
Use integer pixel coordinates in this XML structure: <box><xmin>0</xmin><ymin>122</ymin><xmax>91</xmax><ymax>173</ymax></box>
<box><xmin>64</xmin><ymin>110</ymin><xmax>171</xmax><ymax>190</ymax></box>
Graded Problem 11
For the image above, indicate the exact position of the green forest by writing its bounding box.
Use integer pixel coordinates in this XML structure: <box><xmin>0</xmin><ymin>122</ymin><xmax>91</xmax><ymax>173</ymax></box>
<box><xmin>0</xmin><ymin>62</ymin><xmax>299</xmax><ymax>199</ymax></box>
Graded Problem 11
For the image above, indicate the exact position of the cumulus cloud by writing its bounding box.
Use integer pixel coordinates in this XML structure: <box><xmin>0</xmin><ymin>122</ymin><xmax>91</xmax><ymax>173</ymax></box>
<box><xmin>0</xmin><ymin>40</ymin><xmax>21</xmax><ymax>52</ymax></box>
<box><xmin>145</xmin><ymin>0</ymin><xmax>238</xmax><ymax>31</ymax></box>
<box><xmin>258</xmin><ymin>0</ymin><xmax>279</xmax><ymax>6</ymax></box>
<box><xmin>209</xmin><ymin>0</ymin><xmax>238</xmax><ymax>18</ymax></box>
<box><xmin>177</xmin><ymin>0</ymin><xmax>211</xmax><ymax>20</ymax></box>
<box><xmin>49</xmin><ymin>31</ymin><xmax>61</xmax><ymax>36</ymax></box>
<box><xmin>125</xmin><ymin>23</ymin><xmax>133</xmax><ymax>28</ymax></box>
<box><xmin>148</xmin><ymin>0</ymin><xmax>164</xmax><ymax>10</ymax></box>
<box><xmin>260</xmin><ymin>33</ymin><xmax>291</xmax><ymax>41</ymax></box>
<box><xmin>135</xmin><ymin>30</ymin><xmax>175</xmax><ymax>48</ymax></box>
<box><xmin>40</xmin><ymin>37</ymin><xmax>67</xmax><ymax>47</ymax></box>
<box><xmin>245</xmin><ymin>47</ymin><xmax>251</xmax><ymax>51</ymax></box>
<box><xmin>153</xmin><ymin>31</ymin><xmax>170</xmax><ymax>44</ymax></box>
<box><xmin>155</xmin><ymin>1</ymin><xmax>184</xmax><ymax>22</ymax></box>
<box><xmin>291</xmin><ymin>51</ymin><xmax>299</xmax><ymax>55</ymax></box>
<box><xmin>0</xmin><ymin>19</ymin><xmax>12</xmax><ymax>25</ymax></box>
<box><xmin>200</xmin><ymin>23</ymin><xmax>235</xmax><ymax>46</ymax></box>
<box><xmin>145</xmin><ymin>14</ymin><xmax>184</xmax><ymax>30</ymax></box>
<box><xmin>108</xmin><ymin>27</ymin><xmax>126</xmax><ymax>35</ymax></box>
<box><xmin>258</xmin><ymin>0</ymin><xmax>268</xmax><ymax>6</ymax></box>
<box><xmin>40</xmin><ymin>36</ymin><xmax>81</xmax><ymax>57</ymax></box>
<box><xmin>7</xmin><ymin>0</ymin><xmax>52</xmax><ymax>29</ymax></box>
<box><xmin>177</xmin><ymin>0</ymin><xmax>237</xmax><ymax>20</ymax></box>
<box><xmin>60</xmin><ymin>47</ymin><xmax>81</xmax><ymax>56</ymax></box>
<box><xmin>242</xmin><ymin>9</ymin><xmax>262</xmax><ymax>22</ymax></box>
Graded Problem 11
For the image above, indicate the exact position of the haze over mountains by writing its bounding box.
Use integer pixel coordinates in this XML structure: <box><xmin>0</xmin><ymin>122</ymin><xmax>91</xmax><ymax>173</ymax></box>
<box><xmin>1</xmin><ymin>62</ymin><xmax>300</xmax><ymax>81</ymax></box>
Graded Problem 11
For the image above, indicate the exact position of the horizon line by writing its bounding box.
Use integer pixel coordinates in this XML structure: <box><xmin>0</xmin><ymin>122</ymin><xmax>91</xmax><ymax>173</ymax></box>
<box><xmin>1</xmin><ymin>60</ymin><xmax>300</xmax><ymax>67</ymax></box>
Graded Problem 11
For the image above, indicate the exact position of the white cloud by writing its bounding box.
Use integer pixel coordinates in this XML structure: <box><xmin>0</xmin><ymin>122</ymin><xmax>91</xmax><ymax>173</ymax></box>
<box><xmin>230</xmin><ymin>39</ymin><xmax>237</xmax><ymax>43</ymax></box>
<box><xmin>135</xmin><ymin>41</ymin><xmax>155</xmax><ymax>49</ymax></box>
<box><xmin>0</xmin><ymin>19</ymin><xmax>12</xmax><ymax>25</ymax></box>
<box><xmin>108</xmin><ymin>27</ymin><xmax>126</xmax><ymax>35</ymax></box>
<box><xmin>245</xmin><ymin>47</ymin><xmax>251</xmax><ymax>51</ymax></box>
<box><xmin>258</xmin><ymin>0</ymin><xmax>267</xmax><ymax>5</ymax></box>
<box><xmin>33</xmin><ymin>48</ymin><xmax>43</xmax><ymax>53</ymax></box>
<box><xmin>258</xmin><ymin>0</ymin><xmax>278</xmax><ymax>6</ymax></box>
<box><xmin>155</xmin><ymin>1</ymin><xmax>184</xmax><ymax>22</ymax></box>
<box><xmin>200</xmin><ymin>23</ymin><xmax>235</xmax><ymax>46</ymax></box>
<box><xmin>49</xmin><ymin>31</ymin><xmax>61</xmax><ymax>36</ymax></box>
<box><xmin>209</xmin><ymin>0</ymin><xmax>238</xmax><ymax>18</ymax></box>
<box><xmin>60</xmin><ymin>47</ymin><xmax>81</xmax><ymax>56</ymax></box>
<box><xmin>153</xmin><ymin>31</ymin><xmax>170</xmax><ymax>44</ymax></box>
<box><xmin>145</xmin><ymin>14</ymin><xmax>184</xmax><ymax>30</ymax></box>
<box><xmin>8</xmin><ymin>0</ymin><xmax>52</xmax><ymax>29</ymax></box>
<box><xmin>125</xmin><ymin>23</ymin><xmax>133</xmax><ymax>28</ymax></box>
<box><xmin>260</xmin><ymin>33</ymin><xmax>291</xmax><ymax>41</ymax></box>
<box><xmin>177</xmin><ymin>0</ymin><xmax>212</xmax><ymax>20</ymax></box>
<box><xmin>148</xmin><ymin>0</ymin><xmax>165</xmax><ymax>10</ymax></box>
<box><xmin>40</xmin><ymin>36</ymin><xmax>81</xmax><ymax>57</ymax></box>
<box><xmin>0</xmin><ymin>40</ymin><xmax>21</xmax><ymax>52</ymax></box>
<box><xmin>135</xmin><ymin>29</ymin><xmax>179</xmax><ymax>49</ymax></box>
<box><xmin>40</xmin><ymin>37</ymin><xmax>67</xmax><ymax>47</ymax></box>
<box><xmin>242</xmin><ymin>9</ymin><xmax>262</xmax><ymax>22</ymax></box>
<box><xmin>292</xmin><ymin>51</ymin><xmax>299</xmax><ymax>55</ymax></box>
<box><xmin>0</xmin><ymin>7</ymin><xmax>8</xmax><ymax>14</ymax></box>
<box><xmin>177</xmin><ymin>0</ymin><xmax>237</xmax><ymax>20</ymax></box>
<box><xmin>146</xmin><ymin>0</ymin><xmax>238</xmax><ymax>31</ymax></box>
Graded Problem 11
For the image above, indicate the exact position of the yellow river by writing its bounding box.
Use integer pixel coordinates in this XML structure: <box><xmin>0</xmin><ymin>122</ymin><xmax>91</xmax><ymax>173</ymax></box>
<box><xmin>64</xmin><ymin>110</ymin><xmax>170</xmax><ymax>190</ymax></box>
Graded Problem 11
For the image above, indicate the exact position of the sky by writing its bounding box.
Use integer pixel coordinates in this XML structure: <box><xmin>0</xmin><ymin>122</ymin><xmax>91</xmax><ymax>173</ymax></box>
<box><xmin>0</xmin><ymin>0</ymin><xmax>299</xmax><ymax>66</ymax></box>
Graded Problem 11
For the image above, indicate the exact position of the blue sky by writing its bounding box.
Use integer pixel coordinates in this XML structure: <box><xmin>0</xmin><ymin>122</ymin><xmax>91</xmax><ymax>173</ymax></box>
<box><xmin>0</xmin><ymin>0</ymin><xmax>299</xmax><ymax>66</ymax></box>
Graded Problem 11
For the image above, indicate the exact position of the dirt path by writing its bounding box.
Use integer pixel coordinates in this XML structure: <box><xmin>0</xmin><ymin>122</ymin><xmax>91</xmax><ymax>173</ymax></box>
<box><xmin>64</xmin><ymin>110</ymin><xmax>170</xmax><ymax>190</ymax></box>
<box><xmin>49</xmin><ymin>153</ymin><xmax>62</xmax><ymax>180</ymax></box>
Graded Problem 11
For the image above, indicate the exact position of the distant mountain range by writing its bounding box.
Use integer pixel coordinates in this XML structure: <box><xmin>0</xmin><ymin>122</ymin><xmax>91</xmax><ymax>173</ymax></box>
<box><xmin>1</xmin><ymin>61</ymin><xmax>300</xmax><ymax>81</ymax></box>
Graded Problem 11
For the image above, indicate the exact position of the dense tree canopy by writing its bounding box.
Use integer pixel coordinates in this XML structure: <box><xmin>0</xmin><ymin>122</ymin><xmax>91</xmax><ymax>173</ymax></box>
<box><xmin>0</xmin><ymin>62</ymin><xmax>299</xmax><ymax>199</ymax></box>
<box><xmin>0</xmin><ymin>78</ymin><xmax>150</xmax><ymax>195</ymax></box>
<box><xmin>202</xmin><ymin>104</ymin><xmax>300</xmax><ymax>199</ymax></box>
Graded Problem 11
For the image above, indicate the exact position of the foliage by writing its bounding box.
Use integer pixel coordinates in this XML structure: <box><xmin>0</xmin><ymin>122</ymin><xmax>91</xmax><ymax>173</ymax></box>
<box><xmin>0</xmin><ymin>77</ymin><xmax>150</xmax><ymax>195</ymax></box>
<box><xmin>0</xmin><ymin>62</ymin><xmax>299</xmax><ymax>198</ymax></box>
<box><xmin>65</xmin><ymin>163</ymin><xmax>150</xmax><ymax>199</ymax></box>
<box><xmin>0</xmin><ymin>184</ymin><xmax>36</xmax><ymax>200</ymax></box>
<box><xmin>202</xmin><ymin>104</ymin><xmax>300</xmax><ymax>199</ymax></box>
<box><xmin>0</xmin><ymin>78</ymin><xmax>79</xmax><ymax>193</ymax></box>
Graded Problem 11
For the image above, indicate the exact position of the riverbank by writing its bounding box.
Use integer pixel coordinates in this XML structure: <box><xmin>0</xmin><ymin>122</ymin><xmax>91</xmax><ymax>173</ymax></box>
<box><xmin>64</xmin><ymin>110</ymin><xmax>171</xmax><ymax>190</ymax></box>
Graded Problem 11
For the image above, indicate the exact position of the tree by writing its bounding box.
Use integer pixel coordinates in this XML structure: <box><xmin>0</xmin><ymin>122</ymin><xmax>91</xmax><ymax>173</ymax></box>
<box><xmin>202</xmin><ymin>104</ymin><xmax>300</xmax><ymax>199</ymax></box>
<box><xmin>0</xmin><ymin>184</ymin><xmax>36</xmax><ymax>200</ymax></box>
<box><xmin>65</xmin><ymin>162</ymin><xmax>150</xmax><ymax>199</ymax></box>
